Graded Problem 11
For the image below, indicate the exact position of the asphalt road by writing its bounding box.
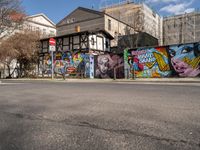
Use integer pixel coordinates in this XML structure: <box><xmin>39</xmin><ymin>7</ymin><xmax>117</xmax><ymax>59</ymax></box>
<box><xmin>0</xmin><ymin>81</ymin><xmax>200</xmax><ymax>150</ymax></box>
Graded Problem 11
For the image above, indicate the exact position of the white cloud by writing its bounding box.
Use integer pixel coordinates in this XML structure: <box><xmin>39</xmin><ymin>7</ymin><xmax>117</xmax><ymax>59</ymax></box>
<box><xmin>159</xmin><ymin>1</ymin><xmax>195</xmax><ymax>15</ymax></box>
<box><xmin>184</xmin><ymin>8</ymin><xmax>195</xmax><ymax>13</ymax></box>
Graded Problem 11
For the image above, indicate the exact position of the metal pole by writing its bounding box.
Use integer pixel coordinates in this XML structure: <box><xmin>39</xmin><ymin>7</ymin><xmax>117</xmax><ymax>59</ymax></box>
<box><xmin>51</xmin><ymin>50</ymin><xmax>54</xmax><ymax>80</ymax></box>
<box><xmin>113</xmin><ymin>68</ymin><xmax>116</xmax><ymax>80</ymax></box>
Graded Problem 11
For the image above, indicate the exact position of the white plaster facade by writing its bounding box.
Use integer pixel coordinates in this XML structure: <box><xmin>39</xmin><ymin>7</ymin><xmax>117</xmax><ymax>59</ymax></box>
<box><xmin>23</xmin><ymin>13</ymin><xmax>56</xmax><ymax>38</ymax></box>
<box><xmin>89</xmin><ymin>33</ymin><xmax>111</xmax><ymax>51</ymax></box>
<box><xmin>142</xmin><ymin>4</ymin><xmax>163</xmax><ymax>45</ymax></box>
<box><xmin>0</xmin><ymin>13</ymin><xmax>56</xmax><ymax>78</ymax></box>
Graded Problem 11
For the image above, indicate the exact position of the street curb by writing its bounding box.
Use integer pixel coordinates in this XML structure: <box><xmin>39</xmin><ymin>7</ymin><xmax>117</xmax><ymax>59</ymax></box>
<box><xmin>115</xmin><ymin>79</ymin><xmax>200</xmax><ymax>83</ymax></box>
<box><xmin>1</xmin><ymin>78</ymin><xmax>200</xmax><ymax>83</ymax></box>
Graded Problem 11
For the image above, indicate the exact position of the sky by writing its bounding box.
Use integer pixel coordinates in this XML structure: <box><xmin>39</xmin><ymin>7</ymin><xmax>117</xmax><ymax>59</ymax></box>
<box><xmin>22</xmin><ymin>0</ymin><xmax>200</xmax><ymax>24</ymax></box>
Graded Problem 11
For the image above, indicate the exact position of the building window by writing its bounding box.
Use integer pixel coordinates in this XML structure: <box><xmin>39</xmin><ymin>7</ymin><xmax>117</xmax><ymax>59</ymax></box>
<box><xmin>50</xmin><ymin>30</ymin><xmax>55</xmax><ymax>36</ymax></box>
<box><xmin>91</xmin><ymin>37</ymin><xmax>95</xmax><ymax>45</ymax></box>
<box><xmin>75</xmin><ymin>26</ymin><xmax>80</xmax><ymax>32</ymax></box>
<box><xmin>106</xmin><ymin>40</ymin><xmax>109</xmax><ymax>49</ymax></box>
<box><xmin>66</xmin><ymin>18</ymin><xmax>75</xmax><ymax>24</ymax></box>
<box><xmin>43</xmin><ymin>29</ymin><xmax>46</xmax><ymax>35</ymax></box>
<box><xmin>108</xmin><ymin>19</ymin><xmax>111</xmax><ymax>31</ymax></box>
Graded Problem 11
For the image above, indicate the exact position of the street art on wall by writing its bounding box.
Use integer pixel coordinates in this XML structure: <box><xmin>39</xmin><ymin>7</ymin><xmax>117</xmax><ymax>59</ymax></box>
<box><xmin>169</xmin><ymin>43</ymin><xmax>200</xmax><ymax>77</ymax></box>
<box><xmin>129</xmin><ymin>47</ymin><xmax>171</xmax><ymax>78</ymax></box>
<box><xmin>94</xmin><ymin>54</ymin><xmax>124</xmax><ymax>79</ymax></box>
<box><xmin>125</xmin><ymin>42</ymin><xmax>200</xmax><ymax>78</ymax></box>
<box><xmin>90</xmin><ymin>55</ymin><xmax>94</xmax><ymax>79</ymax></box>
<box><xmin>42</xmin><ymin>51</ymin><xmax>90</xmax><ymax>77</ymax></box>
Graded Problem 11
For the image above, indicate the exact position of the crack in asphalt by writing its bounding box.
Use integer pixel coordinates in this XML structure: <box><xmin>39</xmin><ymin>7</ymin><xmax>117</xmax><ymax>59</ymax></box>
<box><xmin>2</xmin><ymin>111</ymin><xmax>200</xmax><ymax>148</ymax></box>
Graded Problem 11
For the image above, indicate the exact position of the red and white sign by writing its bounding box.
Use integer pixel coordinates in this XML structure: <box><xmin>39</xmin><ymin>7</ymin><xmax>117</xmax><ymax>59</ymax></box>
<box><xmin>49</xmin><ymin>38</ymin><xmax>56</xmax><ymax>46</ymax></box>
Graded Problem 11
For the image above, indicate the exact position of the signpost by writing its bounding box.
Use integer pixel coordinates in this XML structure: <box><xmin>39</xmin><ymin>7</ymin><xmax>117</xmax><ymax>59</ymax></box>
<box><xmin>49</xmin><ymin>38</ymin><xmax>56</xmax><ymax>80</ymax></box>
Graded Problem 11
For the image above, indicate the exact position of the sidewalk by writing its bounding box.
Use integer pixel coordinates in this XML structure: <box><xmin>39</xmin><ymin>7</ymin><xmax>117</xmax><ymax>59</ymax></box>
<box><xmin>1</xmin><ymin>78</ymin><xmax>200</xmax><ymax>83</ymax></box>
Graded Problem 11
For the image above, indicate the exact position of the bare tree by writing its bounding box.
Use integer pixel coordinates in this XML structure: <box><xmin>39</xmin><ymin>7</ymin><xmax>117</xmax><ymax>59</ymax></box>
<box><xmin>0</xmin><ymin>30</ymin><xmax>40</xmax><ymax>78</ymax></box>
<box><xmin>0</xmin><ymin>37</ymin><xmax>18</xmax><ymax>78</ymax></box>
<box><xmin>0</xmin><ymin>0</ymin><xmax>25</xmax><ymax>39</ymax></box>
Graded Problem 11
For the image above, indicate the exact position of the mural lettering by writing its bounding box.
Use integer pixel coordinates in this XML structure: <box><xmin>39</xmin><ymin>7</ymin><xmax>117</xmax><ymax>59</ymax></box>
<box><xmin>125</xmin><ymin>42</ymin><xmax>200</xmax><ymax>78</ymax></box>
<box><xmin>131</xmin><ymin>47</ymin><xmax>171</xmax><ymax>78</ymax></box>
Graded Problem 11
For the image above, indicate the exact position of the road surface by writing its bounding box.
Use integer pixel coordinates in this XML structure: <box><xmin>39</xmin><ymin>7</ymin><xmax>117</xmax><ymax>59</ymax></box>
<box><xmin>0</xmin><ymin>81</ymin><xmax>200</xmax><ymax>150</ymax></box>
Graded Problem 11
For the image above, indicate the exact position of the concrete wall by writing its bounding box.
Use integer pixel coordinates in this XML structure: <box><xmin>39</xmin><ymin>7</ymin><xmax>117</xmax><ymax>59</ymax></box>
<box><xmin>39</xmin><ymin>51</ymin><xmax>92</xmax><ymax>78</ymax></box>
<box><xmin>125</xmin><ymin>42</ymin><xmax>200</xmax><ymax>78</ymax></box>
<box><xmin>39</xmin><ymin>51</ymin><xmax>124</xmax><ymax>79</ymax></box>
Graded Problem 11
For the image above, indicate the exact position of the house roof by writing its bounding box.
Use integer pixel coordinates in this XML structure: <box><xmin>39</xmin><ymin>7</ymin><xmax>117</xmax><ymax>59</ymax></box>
<box><xmin>56</xmin><ymin>6</ymin><xmax>134</xmax><ymax>31</ymax></box>
<box><xmin>78</xmin><ymin>7</ymin><xmax>104</xmax><ymax>16</ymax></box>
<box><xmin>57</xmin><ymin>7</ymin><xmax>104</xmax><ymax>26</ymax></box>
<box><xmin>26</xmin><ymin>13</ymin><xmax>56</xmax><ymax>26</ymax></box>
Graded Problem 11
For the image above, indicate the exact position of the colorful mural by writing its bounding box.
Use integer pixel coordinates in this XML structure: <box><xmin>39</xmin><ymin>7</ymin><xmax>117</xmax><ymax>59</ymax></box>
<box><xmin>90</xmin><ymin>55</ymin><xmax>94</xmax><ymax>79</ymax></box>
<box><xmin>124</xmin><ymin>42</ymin><xmax>200</xmax><ymax>78</ymax></box>
<box><xmin>94</xmin><ymin>54</ymin><xmax>124</xmax><ymax>79</ymax></box>
<box><xmin>42</xmin><ymin>51</ymin><xmax>91</xmax><ymax>77</ymax></box>
<box><xmin>129</xmin><ymin>47</ymin><xmax>171</xmax><ymax>78</ymax></box>
<box><xmin>169</xmin><ymin>43</ymin><xmax>200</xmax><ymax>77</ymax></box>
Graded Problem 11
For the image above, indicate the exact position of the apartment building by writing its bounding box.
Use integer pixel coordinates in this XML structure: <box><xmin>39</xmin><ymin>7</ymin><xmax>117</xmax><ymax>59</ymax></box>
<box><xmin>102</xmin><ymin>2</ymin><xmax>163</xmax><ymax>45</ymax></box>
<box><xmin>163</xmin><ymin>12</ymin><xmax>200</xmax><ymax>45</ymax></box>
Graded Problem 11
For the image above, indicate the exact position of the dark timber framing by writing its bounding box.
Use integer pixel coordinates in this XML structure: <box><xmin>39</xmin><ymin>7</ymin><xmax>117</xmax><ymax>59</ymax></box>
<box><xmin>40</xmin><ymin>30</ymin><xmax>113</xmax><ymax>55</ymax></box>
<box><xmin>40</xmin><ymin>31</ymin><xmax>91</xmax><ymax>55</ymax></box>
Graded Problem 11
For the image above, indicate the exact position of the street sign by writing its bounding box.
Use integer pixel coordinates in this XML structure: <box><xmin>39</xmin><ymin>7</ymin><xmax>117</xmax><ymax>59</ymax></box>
<box><xmin>49</xmin><ymin>45</ymin><xmax>56</xmax><ymax>52</ymax></box>
<box><xmin>49</xmin><ymin>38</ymin><xmax>56</xmax><ymax>46</ymax></box>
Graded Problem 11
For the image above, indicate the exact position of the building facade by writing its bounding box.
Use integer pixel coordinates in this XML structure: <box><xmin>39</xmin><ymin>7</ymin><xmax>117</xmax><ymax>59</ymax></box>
<box><xmin>163</xmin><ymin>12</ymin><xmax>200</xmax><ymax>45</ymax></box>
<box><xmin>23</xmin><ymin>13</ymin><xmax>56</xmax><ymax>38</ymax></box>
<box><xmin>0</xmin><ymin>13</ymin><xmax>56</xmax><ymax>78</ymax></box>
<box><xmin>56</xmin><ymin>7</ymin><xmax>135</xmax><ymax>47</ymax></box>
<box><xmin>102</xmin><ymin>2</ymin><xmax>163</xmax><ymax>45</ymax></box>
<box><xmin>39</xmin><ymin>30</ymin><xmax>115</xmax><ymax>78</ymax></box>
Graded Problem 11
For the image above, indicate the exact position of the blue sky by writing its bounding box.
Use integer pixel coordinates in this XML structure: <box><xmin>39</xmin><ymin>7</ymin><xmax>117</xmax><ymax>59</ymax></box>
<box><xmin>22</xmin><ymin>0</ymin><xmax>200</xmax><ymax>23</ymax></box>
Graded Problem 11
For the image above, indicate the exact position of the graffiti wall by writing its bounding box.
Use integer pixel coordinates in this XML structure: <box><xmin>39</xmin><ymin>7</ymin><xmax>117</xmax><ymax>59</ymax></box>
<box><xmin>125</xmin><ymin>42</ymin><xmax>200</xmax><ymax>78</ymax></box>
<box><xmin>94</xmin><ymin>54</ymin><xmax>124</xmax><ymax>79</ymax></box>
<box><xmin>169</xmin><ymin>43</ymin><xmax>200</xmax><ymax>77</ymax></box>
<box><xmin>130</xmin><ymin>47</ymin><xmax>171</xmax><ymax>78</ymax></box>
<box><xmin>42</xmin><ymin>51</ymin><xmax>91</xmax><ymax>78</ymax></box>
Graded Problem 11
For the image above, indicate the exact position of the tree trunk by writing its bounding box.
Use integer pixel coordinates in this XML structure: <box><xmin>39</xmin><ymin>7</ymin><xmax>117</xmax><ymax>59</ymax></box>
<box><xmin>7</xmin><ymin>65</ymin><xmax>12</xmax><ymax>78</ymax></box>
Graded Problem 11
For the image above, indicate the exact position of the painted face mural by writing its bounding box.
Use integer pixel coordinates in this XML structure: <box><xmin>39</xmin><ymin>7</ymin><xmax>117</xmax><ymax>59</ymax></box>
<box><xmin>131</xmin><ymin>47</ymin><xmax>171</xmax><ymax>78</ymax></box>
<box><xmin>95</xmin><ymin>54</ymin><xmax>124</xmax><ymax>79</ymax></box>
<box><xmin>169</xmin><ymin>43</ymin><xmax>200</xmax><ymax>77</ymax></box>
